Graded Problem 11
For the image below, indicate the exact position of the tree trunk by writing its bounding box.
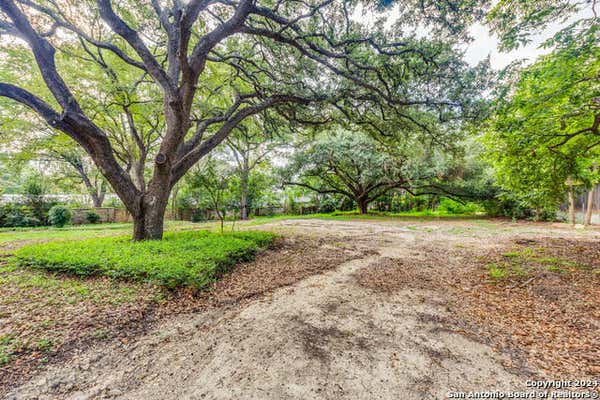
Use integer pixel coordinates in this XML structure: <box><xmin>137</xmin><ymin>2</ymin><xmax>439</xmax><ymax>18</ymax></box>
<box><xmin>584</xmin><ymin>189</ymin><xmax>594</xmax><ymax>226</ymax></box>
<box><xmin>77</xmin><ymin>165</ymin><xmax>105</xmax><ymax>208</ymax></box>
<box><xmin>240</xmin><ymin>165</ymin><xmax>249</xmax><ymax>220</ymax></box>
<box><xmin>171</xmin><ymin>184</ymin><xmax>179</xmax><ymax>220</ymax></box>
<box><xmin>131</xmin><ymin>190</ymin><xmax>170</xmax><ymax>241</ymax></box>
<box><xmin>568</xmin><ymin>181</ymin><xmax>575</xmax><ymax>227</ymax></box>
<box><xmin>91</xmin><ymin>192</ymin><xmax>103</xmax><ymax>208</ymax></box>
<box><xmin>132</xmin><ymin>159</ymin><xmax>146</xmax><ymax>192</ymax></box>
<box><xmin>98</xmin><ymin>181</ymin><xmax>106</xmax><ymax>206</ymax></box>
<box><xmin>217</xmin><ymin>209</ymin><xmax>225</xmax><ymax>233</ymax></box>
<box><xmin>358</xmin><ymin>198</ymin><xmax>368</xmax><ymax>214</ymax></box>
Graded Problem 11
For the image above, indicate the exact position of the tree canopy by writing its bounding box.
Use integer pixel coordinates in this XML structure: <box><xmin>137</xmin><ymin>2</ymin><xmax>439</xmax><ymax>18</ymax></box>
<box><xmin>0</xmin><ymin>0</ymin><xmax>487</xmax><ymax>239</ymax></box>
<box><xmin>483</xmin><ymin>0</ymin><xmax>599</xmax><ymax>214</ymax></box>
<box><xmin>284</xmin><ymin>128</ymin><xmax>461</xmax><ymax>214</ymax></box>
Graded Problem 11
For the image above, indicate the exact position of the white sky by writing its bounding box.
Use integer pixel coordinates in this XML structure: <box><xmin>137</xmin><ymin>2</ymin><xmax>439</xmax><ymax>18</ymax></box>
<box><xmin>463</xmin><ymin>7</ymin><xmax>596</xmax><ymax>69</ymax></box>
<box><xmin>354</xmin><ymin>2</ymin><xmax>596</xmax><ymax>71</ymax></box>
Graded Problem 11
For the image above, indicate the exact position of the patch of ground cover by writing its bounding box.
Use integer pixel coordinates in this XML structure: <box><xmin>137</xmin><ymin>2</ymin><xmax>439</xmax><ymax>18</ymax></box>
<box><xmin>13</xmin><ymin>230</ymin><xmax>276</xmax><ymax>289</ymax></box>
<box><xmin>355</xmin><ymin>237</ymin><xmax>600</xmax><ymax>380</ymax></box>
<box><xmin>0</xmin><ymin>221</ymin><xmax>205</xmax><ymax>254</ymax></box>
<box><xmin>0</xmin><ymin>232</ymin><xmax>364</xmax><ymax>396</ymax></box>
<box><xmin>485</xmin><ymin>240</ymin><xmax>595</xmax><ymax>281</ymax></box>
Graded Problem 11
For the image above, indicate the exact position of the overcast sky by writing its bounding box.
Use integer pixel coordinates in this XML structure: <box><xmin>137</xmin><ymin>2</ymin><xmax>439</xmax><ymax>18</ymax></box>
<box><xmin>462</xmin><ymin>7</ymin><xmax>595</xmax><ymax>69</ymax></box>
<box><xmin>354</xmin><ymin>2</ymin><xmax>596</xmax><ymax>71</ymax></box>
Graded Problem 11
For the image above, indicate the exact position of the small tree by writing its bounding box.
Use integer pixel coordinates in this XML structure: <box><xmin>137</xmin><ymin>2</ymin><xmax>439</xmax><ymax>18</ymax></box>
<box><xmin>185</xmin><ymin>158</ymin><xmax>235</xmax><ymax>232</ymax></box>
<box><xmin>483</xmin><ymin>36</ymin><xmax>600</xmax><ymax>223</ymax></box>
<box><xmin>21</xmin><ymin>173</ymin><xmax>48</xmax><ymax>222</ymax></box>
<box><xmin>226</xmin><ymin>118</ymin><xmax>285</xmax><ymax>220</ymax></box>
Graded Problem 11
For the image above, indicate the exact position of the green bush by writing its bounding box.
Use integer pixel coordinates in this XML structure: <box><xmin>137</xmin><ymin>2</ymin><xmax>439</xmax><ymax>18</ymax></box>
<box><xmin>13</xmin><ymin>230</ymin><xmax>276</xmax><ymax>289</ymax></box>
<box><xmin>317</xmin><ymin>197</ymin><xmax>337</xmax><ymax>213</ymax></box>
<box><xmin>0</xmin><ymin>204</ymin><xmax>44</xmax><ymax>228</ymax></box>
<box><xmin>85</xmin><ymin>211</ymin><xmax>101</xmax><ymax>224</ymax></box>
<box><xmin>436</xmin><ymin>198</ymin><xmax>479</xmax><ymax>215</ymax></box>
<box><xmin>48</xmin><ymin>205</ymin><xmax>72</xmax><ymax>228</ymax></box>
<box><xmin>482</xmin><ymin>195</ymin><xmax>557</xmax><ymax>221</ymax></box>
<box><xmin>22</xmin><ymin>216</ymin><xmax>42</xmax><ymax>227</ymax></box>
<box><xmin>191</xmin><ymin>208</ymin><xmax>205</xmax><ymax>222</ymax></box>
<box><xmin>4</xmin><ymin>211</ymin><xmax>27</xmax><ymax>227</ymax></box>
<box><xmin>482</xmin><ymin>196</ymin><xmax>525</xmax><ymax>219</ymax></box>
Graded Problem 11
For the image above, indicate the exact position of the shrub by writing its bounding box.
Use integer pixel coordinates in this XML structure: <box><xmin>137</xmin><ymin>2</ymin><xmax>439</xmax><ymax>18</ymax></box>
<box><xmin>191</xmin><ymin>208</ymin><xmax>205</xmax><ymax>222</ymax></box>
<box><xmin>13</xmin><ymin>230</ymin><xmax>276</xmax><ymax>289</ymax></box>
<box><xmin>318</xmin><ymin>197</ymin><xmax>337</xmax><ymax>213</ymax></box>
<box><xmin>437</xmin><ymin>198</ymin><xmax>479</xmax><ymax>215</ymax></box>
<box><xmin>85</xmin><ymin>211</ymin><xmax>101</xmax><ymax>224</ymax></box>
<box><xmin>48</xmin><ymin>205</ymin><xmax>72</xmax><ymax>228</ymax></box>
<box><xmin>22</xmin><ymin>216</ymin><xmax>42</xmax><ymax>227</ymax></box>
<box><xmin>482</xmin><ymin>197</ymin><xmax>528</xmax><ymax>219</ymax></box>
<box><xmin>4</xmin><ymin>211</ymin><xmax>27</xmax><ymax>228</ymax></box>
<box><xmin>0</xmin><ymin>204</ymin><xmax>44</xmax><ymax>228</ymax></box>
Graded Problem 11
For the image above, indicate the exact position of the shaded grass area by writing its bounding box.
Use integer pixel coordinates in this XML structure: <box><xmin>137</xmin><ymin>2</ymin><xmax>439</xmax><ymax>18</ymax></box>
<box><xmin>248</xmin><ymin>211</ymin><xmax>484</xmax><ymax>225</ymax></box>
<box><xmin>13</xmin><ymin>230</ymin><xmax>276</xmax><ymax>289</ymax></box>
<box><xmin>0</xmin><ymin>221</ymin><xmax>207</xmax><ymax>254</ymax></box>
<box><xmin>0</xmin><ymin>265</ymin><xmax>156</xmax><ymax>369</ymax></box>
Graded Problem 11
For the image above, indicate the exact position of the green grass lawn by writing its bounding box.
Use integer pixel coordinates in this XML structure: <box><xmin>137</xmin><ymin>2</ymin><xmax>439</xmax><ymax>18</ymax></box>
<box><xmin>0</xmin><ymin>221</ymin><xmax>206</xmax><ymax>251</ymax></box>
<box><xmin>12</xmin><ymin>230</ymin><xmax>276</xmax><ymax>289</ymax></box>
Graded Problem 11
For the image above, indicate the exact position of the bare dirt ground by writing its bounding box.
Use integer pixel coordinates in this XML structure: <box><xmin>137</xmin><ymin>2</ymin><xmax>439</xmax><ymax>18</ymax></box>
<box><xmin>5</xmin><ymin>218</ymin><xmax>600</xmax><ymax>400</ymax></box>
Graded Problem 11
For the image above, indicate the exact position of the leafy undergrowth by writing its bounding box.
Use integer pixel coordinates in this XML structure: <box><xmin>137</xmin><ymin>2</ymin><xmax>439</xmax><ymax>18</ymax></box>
<box><xmin>0</xmin><ymin>221</ymin><xmax>207</xmax><ymax>254</ymax></box>
<box><xmin>356</xmin><ymin>237</ymin><xmax>600</xmax><ymax>380</ymax></box>
<box><xmin>13</xmin><ymin>230</ymin><xmax>276</xmax><ymax>289</ymax></box>
<box><xmin>0</xmin><ymin>235</ymin><xmax>364</xmax><ymax>395</ymax></box>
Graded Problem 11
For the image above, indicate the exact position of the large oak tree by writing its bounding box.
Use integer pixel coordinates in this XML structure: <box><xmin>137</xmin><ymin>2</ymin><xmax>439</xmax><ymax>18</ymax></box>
<box><xmin>284</xmin><ymin>128</ymin><xmax>466</xmax><ymax>214</ymax></box>
<box><xmin>0</xmin><ymin>0</ymin><xmax>483</xmax><ymax>239</ymax></box>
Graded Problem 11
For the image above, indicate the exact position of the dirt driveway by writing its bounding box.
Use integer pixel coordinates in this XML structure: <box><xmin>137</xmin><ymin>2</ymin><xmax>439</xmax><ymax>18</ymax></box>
<box><xmin>6</xmin><ymin>218</ymin><xmax>600</xmax><ymax>400</ymax></box>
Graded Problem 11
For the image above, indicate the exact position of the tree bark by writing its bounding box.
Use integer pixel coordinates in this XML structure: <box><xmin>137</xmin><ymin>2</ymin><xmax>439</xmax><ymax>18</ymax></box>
<box><xmin>240</xmin><ymin>163</ymin><xmax>249</xmax><ymax>220</ymax></box>
<box><xmin>171</xmin><ymin>184</ymin><xmax>179</xmax><ymax>220</ymax></box>
<box><xmin>358</xmin><ymin>198</ymin><xmax>369</xmax><ymax>214</ymax></box>
<box><xmin>91</xmin><ymin>192</ymin><xmax>103</xmax><ymax>208</ymax></box>
<box><xmin>568</xmin><ymin>180</ymin><xmax>576</xmax><ymax>227</ymax></box>
<box><xmin>584</xmin><ymin>189</ymin><xmax>594</xmax><ymax>226</ymax></box>
<box><xmin>132</xmin><ymin>159</ymin><xmax>146</xmax><ymax>192</ymax></box>
<box><xmin>131</xmin><ymin>189</ymin><xmax>170</xmax><ymax>241</ymax></box>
